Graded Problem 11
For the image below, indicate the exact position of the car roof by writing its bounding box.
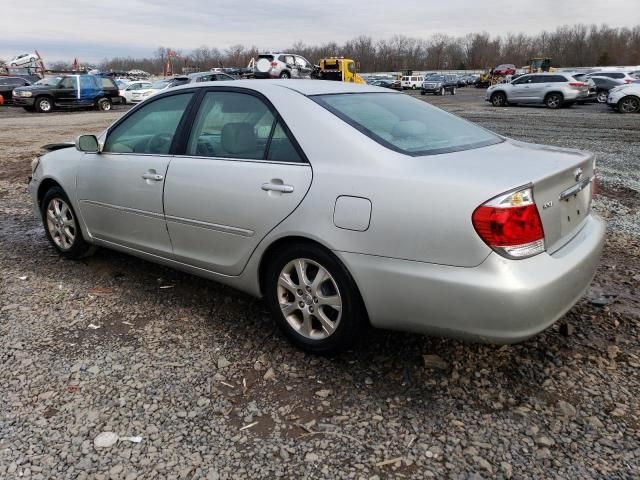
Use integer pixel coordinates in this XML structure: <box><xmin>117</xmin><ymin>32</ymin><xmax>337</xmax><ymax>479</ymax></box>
<box><xmin>169</xmin><ymin>79</ymin><xmax>393</xmax><ymax>96</ymax></box>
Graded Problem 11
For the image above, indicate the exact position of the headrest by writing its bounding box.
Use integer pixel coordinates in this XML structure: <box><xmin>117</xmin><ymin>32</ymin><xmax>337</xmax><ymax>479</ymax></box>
<box><xmin>391</xmin><ymin>120</ymin><xmax>427</xmax><ymax>138</ymax></box>
<box><xmin>221</xmin><ymin>123</ymin><xmax>256</xmax><ymax>155</ymax></box>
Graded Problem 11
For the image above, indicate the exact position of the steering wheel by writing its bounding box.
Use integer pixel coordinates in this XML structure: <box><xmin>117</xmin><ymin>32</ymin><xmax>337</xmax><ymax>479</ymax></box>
<box><xmin>147</xmin><ymin>133</ymin><xmax>173</xmax><ymax>154</ymax></box>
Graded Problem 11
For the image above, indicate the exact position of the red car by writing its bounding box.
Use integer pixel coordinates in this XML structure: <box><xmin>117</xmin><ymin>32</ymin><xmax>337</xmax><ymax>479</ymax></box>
<box><xmin>494</xmin><ymin>64</ymin><xmax>517</xmax><ymax>76</ymax></box>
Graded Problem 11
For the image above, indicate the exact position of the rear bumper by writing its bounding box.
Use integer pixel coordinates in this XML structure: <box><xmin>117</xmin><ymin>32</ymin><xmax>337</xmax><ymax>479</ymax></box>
<box><xmin>337</xmin><ymin>215</ymin><xmax>605</xmax><ymax>343</ymax></box>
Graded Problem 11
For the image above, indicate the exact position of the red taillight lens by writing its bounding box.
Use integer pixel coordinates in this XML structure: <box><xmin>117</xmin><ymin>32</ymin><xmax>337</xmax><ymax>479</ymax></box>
<box><xmin>569</xmin><ymin>82</ymin><xmax>584</xmax><ymax>88</ymax></box>
<box><xmin>472</xmin><ymin>187</ymin><xmax>545</xmax><ymax>259</ymax></box>
<box><xmin>624</xmin><ymin>79</ymin><xmax>632</xmax><ymax>84</ymax></box>
<box><xmin>271</xmin><ymin>61</ymin><xmax>278</xmax><ymax>67</ymax></box>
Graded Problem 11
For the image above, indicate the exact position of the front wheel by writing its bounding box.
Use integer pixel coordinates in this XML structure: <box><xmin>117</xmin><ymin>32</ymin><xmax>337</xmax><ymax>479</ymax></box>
<box><xmin>490</xmin><ymin>92</ymin><xmax>507</xmax><ymax>107</ymax></box>
<box><xmin>35</xmin><ymin>96</ymin><xmax>53</xmax><ymax>113</ymax></box>
<box><xmin>618</xmin><ymin>96</ymin><xmax>640</xmax><ymax>114</ymax></box>
<box><xmin>41</xmin><ymin>187</ymin><xmax>95</xmax><ymax>259</ymax></box>
<box><xmin>264</xmin><ymin>244</ymin><xmax>366</xmax><ymax>354</ymax></box>
<box><xmin>411</xmin><ymin>84</ymin><xmax>416</xmax><ymax>90</ymax></box>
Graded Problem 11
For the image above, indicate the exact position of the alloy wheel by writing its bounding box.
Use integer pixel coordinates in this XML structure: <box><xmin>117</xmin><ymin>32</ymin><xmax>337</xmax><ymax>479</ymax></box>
<box><xmin>546</xmin><ymin>94</ymin><xmax>561</xmax><ymax>108</ymax></box>
<box><xmin>277</xmin><ymin>258</ymin><xmax>342</xmax><ymax>340</ymax></box>
<box><xmin>39</xmin><ymin>99</ymin><xmax>52</xmax><ymax>112</ymax></box>
<box><xmin>46</xmin><ymin>198</ymin><xmax>76</xmax><ymax>250</ymax></box>
<box><xmin>619</xmin><ymin>97</ymin><xmax>640</xmax><ymax>113</ymax></box>
<box><xmin>597</xmin><ymin>91</ymin><xmax>608</xmax><ymax>103</ymax></box>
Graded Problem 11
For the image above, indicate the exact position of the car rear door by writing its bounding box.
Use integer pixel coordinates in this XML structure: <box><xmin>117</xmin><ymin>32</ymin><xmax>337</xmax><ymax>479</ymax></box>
<box><xmin>76</xmin><ymin>91</ymin><xmax>195</xmax><ymax>256</ymax></box>
<box><xmin>162</xmin><ymin>89</ymin><xmax>312</xmax><ymax>275</ymax></box>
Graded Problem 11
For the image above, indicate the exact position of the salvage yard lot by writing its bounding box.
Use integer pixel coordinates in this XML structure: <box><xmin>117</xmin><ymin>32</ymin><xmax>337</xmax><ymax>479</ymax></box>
<box><xmin>0</xmin><ymin>88</ymin><xmax>638</xmax><ymax>479</ymax></box>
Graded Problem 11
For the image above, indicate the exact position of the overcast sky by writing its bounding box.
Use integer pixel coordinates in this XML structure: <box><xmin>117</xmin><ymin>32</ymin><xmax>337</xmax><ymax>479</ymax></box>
<box><xmin>1</xmin><ymin>0</ymin><xmax>637</xmax><ymax>63</ymax></box>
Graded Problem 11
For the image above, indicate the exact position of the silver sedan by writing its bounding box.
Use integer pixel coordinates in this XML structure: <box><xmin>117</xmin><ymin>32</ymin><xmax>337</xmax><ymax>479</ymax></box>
<box><xmin>28</xmin><ymin>80</ymin><xmax>605</xmax><ymax>353</ymax></box>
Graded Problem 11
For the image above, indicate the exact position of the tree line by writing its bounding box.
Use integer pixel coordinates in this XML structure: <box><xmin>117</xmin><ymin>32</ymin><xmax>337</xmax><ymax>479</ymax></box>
<box><xmin>66</xmin><ymin>24</ymin><xmax>640</xmax><ymax>73</ymax></box>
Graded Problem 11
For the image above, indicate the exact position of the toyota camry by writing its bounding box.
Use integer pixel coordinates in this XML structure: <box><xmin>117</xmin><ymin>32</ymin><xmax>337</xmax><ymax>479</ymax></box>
<box><xmin>28</xmin><ymin>80</ymin><xmax>605</xmax><ymax>353</ymax></box>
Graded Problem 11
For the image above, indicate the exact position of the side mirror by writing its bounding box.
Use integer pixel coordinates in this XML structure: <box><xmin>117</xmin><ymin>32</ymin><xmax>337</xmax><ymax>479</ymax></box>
<box><xmin>75</xmin><ymin>135</ymin><xmax>100</xmax><ymax>153</ymax></box>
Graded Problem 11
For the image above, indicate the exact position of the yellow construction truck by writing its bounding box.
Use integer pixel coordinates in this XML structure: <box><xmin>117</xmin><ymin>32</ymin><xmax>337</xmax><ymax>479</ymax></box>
<box><xmin>521</xmin><ymin>57</ymin><xmax>556</xmax><ymax>74</ymax></box>
<box><xmin>312</xmin><ymin>58</ymin><xmax>366</xmax><ymax>84</ymax></box>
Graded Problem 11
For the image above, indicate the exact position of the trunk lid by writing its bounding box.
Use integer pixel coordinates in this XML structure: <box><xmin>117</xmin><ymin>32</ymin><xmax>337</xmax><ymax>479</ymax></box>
<box><xmin>531</xmin><ymin>151</ymin><xmax>595</xmax><ymax>254</ymax></box>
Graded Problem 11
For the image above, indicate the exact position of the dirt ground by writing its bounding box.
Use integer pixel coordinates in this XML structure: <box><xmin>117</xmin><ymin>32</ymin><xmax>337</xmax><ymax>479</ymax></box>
<box><xmin>0</xmin><ymin>88</ymin><xmax>639</xmax><ymax>479</ymax></box>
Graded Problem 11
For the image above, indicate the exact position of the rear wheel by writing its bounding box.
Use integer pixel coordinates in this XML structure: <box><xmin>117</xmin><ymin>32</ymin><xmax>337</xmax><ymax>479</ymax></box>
<box><xmin>264</xmin><ymin>243</ymin><xmax>366</xmax><ymax>354</ymax></box>
<box><xmin>596</xmin><ymin>90</ymin><xmax>608</xmax><ymax>103</ymax></box>
<box><xmin>35</xmin><ymin>96</ymin><xmax>53</xmax><ymax>113</ymax></box>
<box><xmin>41</xmin><ymin>187</ymin><xmax>95</xmax><ymax>259</ymax></box>
<box><xmin>97</xmin><ymin>97</ymin><xmax>112</xmax><ymax>111</ymax></box>
<box><xmin>451</xmin><ymin>87</ymin><xmax>456</xmax><ymax>95</ymax></box>
<box><xmin>545</xmin><ymin>92</ymin><xmax>563</xmax><ymax>109</ymax></box>
<box><xmin>411</xmin><ymin>84</ymin><xmax>417</xmax><ymax>90</ymax></box>
<box><xmin>618</xmin><ymin>96</ymin><xmax>640</xmax><ymax>114</ymax></box>
<box><xmin>490</xmin><ymin>92</ymin><xmax>507</xmax><ymax>107</ymax></box>
<box><xmin>279</xmin><ymin>71</ymin><xmax>291</xmax><ymax>79</ymax></box>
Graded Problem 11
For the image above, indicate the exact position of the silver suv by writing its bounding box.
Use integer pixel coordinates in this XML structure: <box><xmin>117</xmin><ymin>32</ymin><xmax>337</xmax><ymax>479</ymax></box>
<box><xmin>486</xmin><ymin>73</ymin><xmax>589</xmax><ymax>109</ymax></box>
<box><xmin>254</xmin><ymin>53</ymin><xmax>314</xmax><ymax>79</ymax></box>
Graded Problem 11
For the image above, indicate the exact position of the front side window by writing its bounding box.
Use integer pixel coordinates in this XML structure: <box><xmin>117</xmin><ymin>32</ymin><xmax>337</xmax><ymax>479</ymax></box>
<box><xmin>313</xmin><ymin>93</ymin><xmax>501</xmax><ymax>156</ymax></box>
<box><xmin>59</xmin><ymin>77</ymin><xmax>76</xmax><ymax>89</ymax></box>
<box><xmin>104</xmin><ymin>93</ymin><xmax>193</xmax><ymax>154</ymax></box>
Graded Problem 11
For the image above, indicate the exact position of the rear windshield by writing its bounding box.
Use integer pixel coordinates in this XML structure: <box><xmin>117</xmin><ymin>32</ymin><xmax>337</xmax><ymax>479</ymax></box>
<box><xmin>312</xmin><ymin>93</ymin><xmax>502</xmax><ymax>156</ymax></box>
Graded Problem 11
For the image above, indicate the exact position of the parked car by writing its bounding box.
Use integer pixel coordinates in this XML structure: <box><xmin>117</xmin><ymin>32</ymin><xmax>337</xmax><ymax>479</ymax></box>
<box><xmin>119</xmin><ymin>80</ymin><xmax>153</xmax><ymax>104</ymax></box>
<box><xmin>187</xmin><ymin>72</ymin><xmax>236</xmax><ymax>83</ymax></box>
<box><xmin>400</xmin><ymin>75</ymin><xmax>424</xmax><ymax>89</ymax></box>
<box><xmin>12</xmin><ymin>74</ymin><xmax>121</xmax><ymax>113</ymax></box>
<box><xmin>28</xmin><ymin>80</ymin><xmax>604</xmax><ymax>353</ymax></box>
<box><xmin>607</xmin><ymin>83</ymin><xmax>640</xmax><ymax>113</ymax></box>
<box><xmin>589</xmin><ymin>76</ymin><xmax>625</xmax><ymax>103</ymax></box>
<box><xmin>370</xmin><ymin>79</ymin><xmax>401</xmax><ymax>90</ymax></box>
<box><xmin>493</xmin><ymin>64</ymin><xmax>517</xmax><ymax>76</ymax></box>
<box><xmin>586</xmin><ymin>71</ymin><xmax>638</xmax><ymax>84</ymax></box>
<box><xmin>254</xmin><ymin>53</ymin><xmax>314</xmax><ymax>79</ymax></box>
<box><xmin>486</xmin><ymin>73</ymin><xmax>589</xmax><ymax>109</ymax></box>
<box><xmin>0</xmin><ymin>76</ymin><xmax>31</xmax><ymax>102</ymax></box>
<box><xmin>421</xmin><ymin>74</ymin><xmax>458</xmax><ymax>95</ymax></box>
<box><xmin>455</xmin><ymin>75</ymin><xmax>468</xmax><ymax>87</ymax></box>
<box><xmin>7</xmin><ymin>52</ymin><xmax>38</xmax><ymax>67</ymax></box>
<box><xmin>129</xmin><ymin>77</ymin><xmax>189</xmax><ymax>103</ymax></box>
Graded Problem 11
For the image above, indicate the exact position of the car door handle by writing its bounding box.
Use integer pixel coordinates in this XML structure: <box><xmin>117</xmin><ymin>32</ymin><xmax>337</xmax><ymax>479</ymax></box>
<box><xmin>262</xmin><ymin>182</ymin><xmax>294</xmax><ymax>193</ymax></box>
<box><xmin>142</xmin><ymin>172</ymin><xmax>164</xmax><ymax>181</ymax></box>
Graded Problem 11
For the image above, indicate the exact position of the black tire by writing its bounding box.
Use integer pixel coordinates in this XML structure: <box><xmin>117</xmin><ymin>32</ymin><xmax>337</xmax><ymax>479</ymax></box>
<box><xmin>617</xmin><ymin>96</ymin><xmax>640</xmax><ymax>114</ymax></box>
<box><xmin>545</xmin><ymin>92</ymin><xmax>563</xmax><ymax>109</ymax></box>
<box><xmin>490</xmin><ymin>92</ymin><xmax>507</xmax><ymax>107</ymax></box>
<box><xmin>451</xmin><ymin>87</ymin><xmax>456</xmax><ymax>95</ymax></box>
<box><xmin>596</xmin><ymin>90</ymin><xmax>608</xmax><ymax>104</ymax></box>
<box><xmin>411</xmin><ymin>84</ymin><xmax>417</xmax><ymax>90</ymax></box>
<box><xmin>34</xmin><ymin>96</ymin><xmax>54</xmax><ymax>113</ymax></box>
<box><xmin>264</xmin><ymin>243</ymin><xmax>367</xmax><ymax>354</ymax></box>
<box><xmin>279</xmin><ymin>71</ymin><xmax>291</xmax><ymax>79</ymax></box>
<box><xmin>97</xmin><ymin>97</ymin><xmax>112</xmax><ymax>111</ymax></box>
<box><xmin>41</xmin><ymin>187</ymin><xmax>95</xmax><ymax>259</ymax></box>
<box><xmin>439</xmin><ymin>87</ymin><xmax>445</xmax><ymax>96</ymax></box>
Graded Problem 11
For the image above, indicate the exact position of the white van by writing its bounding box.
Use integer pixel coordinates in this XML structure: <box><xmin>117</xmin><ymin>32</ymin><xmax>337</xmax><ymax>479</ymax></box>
<box><xmin>401</xmin><ymin>75</ymin><xmax>424</xmax><ymax>89</ymax></box>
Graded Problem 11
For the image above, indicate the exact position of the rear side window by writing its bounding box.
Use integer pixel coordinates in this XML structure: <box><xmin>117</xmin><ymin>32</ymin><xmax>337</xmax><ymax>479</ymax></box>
<box><xmin>104</xmin><ymin>93</ymin><xmax>193</xmax><ymax>154</ymax></box>
<box><xmin>101</xmin><ymin>77</ymin><xmax>116</xmax><ymax>88</ymax></box>
<box><xmin>313</xmin><ymin>93</ymin><xmax>501</xmax><ymax>156</ymax></box>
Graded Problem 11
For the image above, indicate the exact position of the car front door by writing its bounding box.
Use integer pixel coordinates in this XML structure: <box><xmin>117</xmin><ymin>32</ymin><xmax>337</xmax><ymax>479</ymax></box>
<box><xmin>526</xmin><ymin>75</ymin><xmax>550</xmax><ymax>102</ymax></box>
<box><xmin>507</xmin><ymin>75</ymin><xmax>531</xmax><ymax>101</ymax></box>
<box><xmin>76</xmin><ymin>91</ymin><xmax>195</xmax><ymax>255</ymax></box>
<box><xmin>55</xmin><ymin>76</ymin><xmax>78</xmax><ymax>106</ymax></box>
<box><xmin>162</xmin><ymin>89</ymin><xmax>312</xmax><ymax>275</ymax></box>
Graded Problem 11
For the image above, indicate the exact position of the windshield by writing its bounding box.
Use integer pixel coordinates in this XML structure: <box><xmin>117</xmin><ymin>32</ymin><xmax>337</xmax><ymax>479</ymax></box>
<box><xmin>35</xmin><ymin>76</ymin><xmax>62</xmax><ymax>86</ymax></box>
<box><xmin>426</xmin><ymin>75</ymin><xmax>445</xmax><ymax>82</ymax></box>
<box><xmin>312</xmin><ymin>93</ymin><xmax>502</xmax><ymax>156</ymax></box>
<box><xmin>151</xmin><ymin>80</ymin><xmax>170</xmax><ymax>89</ymax></box>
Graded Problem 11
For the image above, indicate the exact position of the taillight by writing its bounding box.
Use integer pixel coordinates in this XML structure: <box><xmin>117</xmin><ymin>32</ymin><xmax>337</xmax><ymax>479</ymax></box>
<box><xmin>472</xmin><ymin>187</ymin><xmax>545</xmax><ymax>259</ymax></box>
<box><xmin>271</xmin><ymin>61</ymin><xmax>278</xmax><ymax>68</ymax></box>
<box><xmin>569</xmin><ymin>82</ymin><xmax>585</xmax><ymax>88</ymax></box>
<box><xmin>624</xmin><ymin>79</ymin><xmax>632</xmax><ymax>84</ymax></box>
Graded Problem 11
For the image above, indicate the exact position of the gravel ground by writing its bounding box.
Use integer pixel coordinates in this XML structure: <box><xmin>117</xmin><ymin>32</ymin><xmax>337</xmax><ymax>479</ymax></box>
<box><xmin>0</xmin><ymin>90</ymin><xmax>639</xmax><ymax>479</ymax></box>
